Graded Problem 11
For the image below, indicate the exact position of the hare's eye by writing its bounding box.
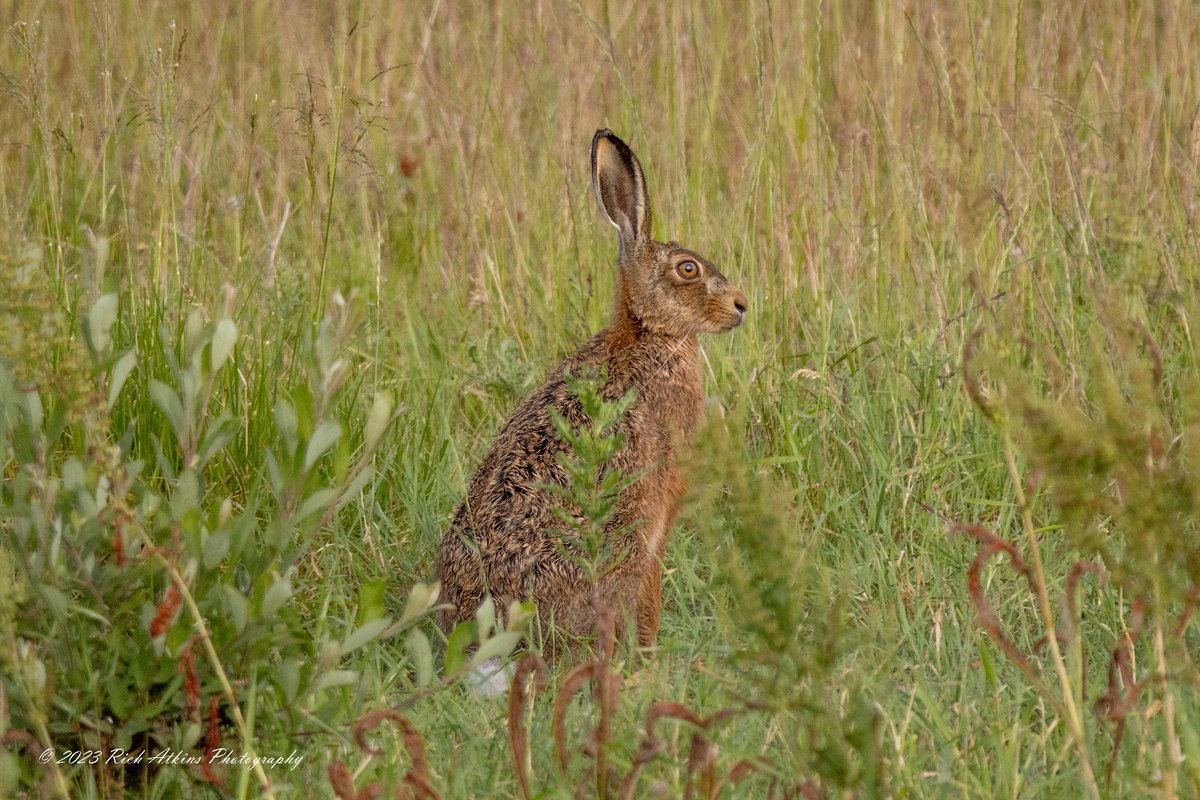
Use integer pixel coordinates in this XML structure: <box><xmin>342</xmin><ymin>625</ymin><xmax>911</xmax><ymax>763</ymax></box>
<box><xmin>675</xmin><ymin>261</ymin><xmax>700</xmax><ymax>280</ymax></box>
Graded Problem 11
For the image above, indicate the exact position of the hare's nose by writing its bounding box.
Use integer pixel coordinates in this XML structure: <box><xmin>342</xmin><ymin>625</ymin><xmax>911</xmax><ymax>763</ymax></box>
<box><xmin>730</xmin><ymin>288</ymin><xmax>748</xmax><ymax>315</ymax></box>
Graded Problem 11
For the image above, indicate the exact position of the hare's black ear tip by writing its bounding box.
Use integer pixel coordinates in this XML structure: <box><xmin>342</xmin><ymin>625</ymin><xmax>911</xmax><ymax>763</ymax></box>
<box><xmin>592</xmin><ymin>129</ymin><xmax>615</xmax><ymax>150</ymax></box>
<box><xmin>593</xmin><ymin>130</ymin><xmax>638</xmax><ymax>171</ymax></box>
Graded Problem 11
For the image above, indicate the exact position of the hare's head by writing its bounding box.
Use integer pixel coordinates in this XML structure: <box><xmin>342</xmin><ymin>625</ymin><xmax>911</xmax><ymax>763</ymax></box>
<box><xmin>591</xmin><ymin>129</ymin><xmax>747</xmax><ymax>338</ymax></box>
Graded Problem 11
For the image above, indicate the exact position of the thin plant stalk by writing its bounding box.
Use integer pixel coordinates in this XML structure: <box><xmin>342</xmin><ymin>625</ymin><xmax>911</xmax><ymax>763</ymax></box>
<box><xmin>1153</xmin><ymin>568</ymin><xmax>1180</xmax><ymax>800</ymax></box>
<box><xmin>1003</xmin><ymin>433</ymin><xmax>1099</xmax><ymax>800</ymax></box>
<box><xmin>144</xmin><ymin>545</ymin><xmax>278</xmax><ymax>799</ymax></box>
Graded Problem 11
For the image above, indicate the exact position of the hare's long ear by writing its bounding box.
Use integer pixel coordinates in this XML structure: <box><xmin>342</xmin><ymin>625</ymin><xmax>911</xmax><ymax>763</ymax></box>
<box><xmin>591</xmin><ymin>129</ymin><xmax>652</xmax><ymax>256</ymax></box>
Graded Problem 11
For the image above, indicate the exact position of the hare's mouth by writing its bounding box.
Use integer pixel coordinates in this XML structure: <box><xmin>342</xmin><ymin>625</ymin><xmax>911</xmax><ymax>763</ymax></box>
<box><xmin>703</xmin><ymin>310</ymin><xmax>745</xmax><ymax>334</ymax></box>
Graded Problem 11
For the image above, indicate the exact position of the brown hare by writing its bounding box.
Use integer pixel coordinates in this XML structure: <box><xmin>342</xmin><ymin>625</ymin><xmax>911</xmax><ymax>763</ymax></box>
<box><xmin>436</xmin><ymin>129</ymin><xmax>746</xmax><ymax>653</ymax></box>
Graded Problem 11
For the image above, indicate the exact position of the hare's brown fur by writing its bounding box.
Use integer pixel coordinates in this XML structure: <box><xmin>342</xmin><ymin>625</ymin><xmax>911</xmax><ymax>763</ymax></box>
<box><xmin>435</xmin><ymin>130</ymin><xmax>746</xmax><ymax>651</ymax></box>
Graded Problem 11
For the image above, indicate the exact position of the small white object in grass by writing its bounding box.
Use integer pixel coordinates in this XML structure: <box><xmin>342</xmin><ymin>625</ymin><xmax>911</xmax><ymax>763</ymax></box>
<box><xmin>467</xmin><ymin>657</ymin><xmax>512</xmax><ymax>697</ymax></box>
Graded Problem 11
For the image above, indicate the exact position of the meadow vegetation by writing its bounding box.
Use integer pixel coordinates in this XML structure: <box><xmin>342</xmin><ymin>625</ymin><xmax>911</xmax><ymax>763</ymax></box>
<box><xmin>2</xmin><ymin>1</ymin><xmax>1200</xmax><ymax>797</ymax></box>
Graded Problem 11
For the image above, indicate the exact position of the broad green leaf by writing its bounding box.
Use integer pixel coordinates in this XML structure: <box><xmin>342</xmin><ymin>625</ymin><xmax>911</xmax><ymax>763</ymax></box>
<box><xmin>223</xmin><ymin>586</ymin><xmax>249</xmax><ymax>634</ymax></box>
<box><xmin>1</xmin><ymin>750</ymin><xmax>20</xmax><ymax>796</ymax></box>
<box><xmin>180</xmin><ymin>361</ymin><xmax>202</xmax><ymax>411</ymax></box>
<box><xmin>313</xmin><ymin>670</ymin><xmax>358</xmax><ymax>692</ymax></box>
<box><xmin>336</xmin><ymin>465</ymin><xmax>375</xmax><ymax>510</ymax></box>
<box><xmin>210</xmin><ymin>318</ymin><xmax>237</xmax><ymax>371</ymax></box>
<box><xmin>274</xmin><ymin>401</ymin><xmax>298</xmax><ymax>439</ymax></box>
<box><xmin>107</xmin><ymin>351</ymin><xmax>137</xmax><ymax>408</ymax></box>
<box><xmin>295</xmin><ymin>488</ymin><xmax>337</xmax><ymax>522</ymax></box>
<box><xmin>304</xmin><ymin>420</ymin><xmax>342</xmax><ymax>471</ymax></box>
<box><xmin>172</xmin><ymin>469</ymin><xmax>199</xmax><ymax>515</ymax></box>
<box><xmin>203</xmin><ymin>529</ymin><xmax>230</xmax><ymax>568</ymax></box>
<box><xmin>261</xmin><ymin>575</ymin><xmax>292</xmax><ymax>618</ymax></box>
<box><xmin>405</xmin><ymin>629</ymin><xmax>434</xmax><ymax>689</ymax></box>
<box><xmin>319</xmin><ymin>638</ymin><xmax>341</xmax><ymax>667</ymax></box>
<box><xmin>106</xmin><ymin>677</ymin><xmax>134</xmax><ymax>718</ymax></box>
<box><xmin>474</xmin><ymin>596</ymin><xmax>496</xmax><ymax>641</ymax></box>
<box><xmin>149</xmin><ymin>381</ymin><xmax>184</xmax><ymax>442</ymax></box>
<box><xmin>356</xmin><ymin>578</ymin><xmax>388</xmax><ymax>625</ymax></box>
<box><xmin>166</xmin><ymin>617</ymin><xmax>190</xmax><ymax>651</ymax></box>
<box><xmin>471</xmin><ymin>631</ymin><xmax>524</xmax><ymax>666</ymax></box>
<box><xmin>26</xmin><ymin>389</ymin><xmax>43</xmax><ymax>433</ymax></box>
<box><xmin>444</xmin><ymin>621</ymin><xmax>474</xmax><ymax>676</ymax></box>
<box><xmin>66</xmin><ymin>600</ymin><xmax>111</xmax><ymax>627</ymax></box>
<box><xmin>183</xmin><ymin>310</ymin><xmax>205</xmax><ymax>361</ymax></box>
<box><xmin>364</xmin><ymin>391</ymin><xmax>393</xmax><ymax>451</ymax></box>
<box><xmin>182</xmin><ymin>723</ymin><xmax>202</xmax><ymax>751</ymax></box>
<box><xmin>264</xmin><ymin>451</ymin><xmax>283</xmax><ymax>495</ymax></box>
<box><xmin>40</xmin><ymin>585</ymin><xmax>69</xmax><ymax>616</ymax></box>
<box><xmin>152</xmin><ymin>438</ymin><xmax>177</xmax><ymax>482</ymax></box>
<box><xmin>61</xmin><ymin>458</ymin><xmax>85</xmax><ymax>491</ymax></box>
<box><xmin>218</xmin><ymin>496</ymin><xmax>233</xmax><ymax>526</ymax></box>
<box><xmin>340</xmin><ymin>617</ymin><xmax>391</xmax><ymax>655</ymax></box>
<box><xmin>88</xmin><ymin>293</ymin><xmax>119</xmax><ymax>354</ymax></box>
<box><xmin>197</xmin><ymin>413</ymin><xmax>239</xmax><ymax>468</ymax></box>
<box><xmin>505</xmin><ymin>600</ymin><xmax>535</xmax><ymax>631</ymax></box>
<box><xmin>279</xmin><ymin>659</ymin><xmax>302</xmax><ymax>703</ymax></box>
<box><xmin>399</xmin><ymin>582</ymin><xmax>439</xmax><ymax>627</ymax></box>
<box><xmin>266</xmin><ymin>518</ymin><xmax>291</xmax><ymax>552</ymax></box>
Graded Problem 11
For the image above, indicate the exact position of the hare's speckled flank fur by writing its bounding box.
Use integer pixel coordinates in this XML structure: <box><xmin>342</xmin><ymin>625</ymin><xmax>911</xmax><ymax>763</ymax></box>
<box><xmin>435</xmin><ymin>129</ymin><xmax>747</xmax><ymax>652</ymax></box>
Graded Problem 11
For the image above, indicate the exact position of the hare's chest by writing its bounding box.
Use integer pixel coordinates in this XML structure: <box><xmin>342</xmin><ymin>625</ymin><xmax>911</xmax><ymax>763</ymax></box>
<box><xmin>650</xmin><ymin>363</ymin><xmax>703</xmax><ymax>441</ymax></box>
<box><xmin>605</xmin><ymin>337</ymin><xmax>703</xmax><ymax>456</ymax></box>
<box><xmin>632</xmin><ymin>374</ymin><xmax>702</xmax><ymax>453</ymax></box>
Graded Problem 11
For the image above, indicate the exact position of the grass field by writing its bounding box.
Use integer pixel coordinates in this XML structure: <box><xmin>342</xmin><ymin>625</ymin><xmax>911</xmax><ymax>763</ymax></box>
<box><xmin>3</xmin><ymin>1</ymin><xmax>1200</xmax><ymax>797</ymax></box>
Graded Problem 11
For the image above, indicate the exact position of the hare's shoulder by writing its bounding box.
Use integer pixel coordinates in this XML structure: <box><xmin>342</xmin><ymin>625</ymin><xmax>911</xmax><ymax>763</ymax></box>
<box><xmin>467</xmin><ymin>330</ymin><xmax>676</xmax><ymax>497</ymax></box>
<box><xmin>464</xmin><ymin>352</ymin><xmax>599</xmax><ymax>490</ymax></box>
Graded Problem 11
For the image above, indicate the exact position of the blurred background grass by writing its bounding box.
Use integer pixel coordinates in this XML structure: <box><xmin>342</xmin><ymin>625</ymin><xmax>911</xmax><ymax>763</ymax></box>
<box><xmin>3</xmin><ymin>0</ymin><xmax>1200</xmax><ymax>796</ymax></box>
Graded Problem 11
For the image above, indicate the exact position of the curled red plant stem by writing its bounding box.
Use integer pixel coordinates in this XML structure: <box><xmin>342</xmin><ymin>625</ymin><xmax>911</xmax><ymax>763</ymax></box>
<box><xmin>593</xmin><ymin>600</ymin><xmax>618</xmax><ymax>799</ymax></box>
<box><xmin>953</xmin><ymin>523</ymin><xmax>1077</xmax><ymax>720</ymax></box>
<box><xmin>327</xmin><ymin>762</ymin><xmax>358</xmax><ymax>800</ymax></box>
<box><xmin>552</xmin><ymin>662</ymin><xmax>597</xmax><ymax>774</ymax></box>
<box><xmin>1095</xmin><ymin>601</ymin><xmax>1146</xmax><ymax>784</ymax></box>
<box><xmin>537</xmin><ymin>599</ymin><xmax>769</xmax><ymax>798</ymax></box>
<box><xmin>955</xmin><ymin>524</ymin><xmax>1038</xmax><ymax>678</ymax></box>
<box><xmin>618</xmin><ymin>702</ymin><xmax>702</xmax><ymax>800</ymax></box>
<box><xmin>725</xmin><ymin>757</ymin><xmax>772</xmax><ymax>786</ymax></box>
<box><xmin>551</xmin><ymin>594</ymin><xmax>620</xmax><ymax>791</ymax></box>
<box><xmin>327</xmin><ymin>762</ymin><xmax>382</xmax><ymax>800</ymax></box>
<box><xmin>617</xmin><ymin>701</ymin><xmax>751</xmax><ymax>800</ymax></box>
<box><xmin>507</xmin><ymin>653</ymin><xmax>547</xmax><ymax>800</ymax></box>
<box><xmin>352</xmin><ymin>710</ymin><xmax>439</xmax><ymax>800</ymax></box>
